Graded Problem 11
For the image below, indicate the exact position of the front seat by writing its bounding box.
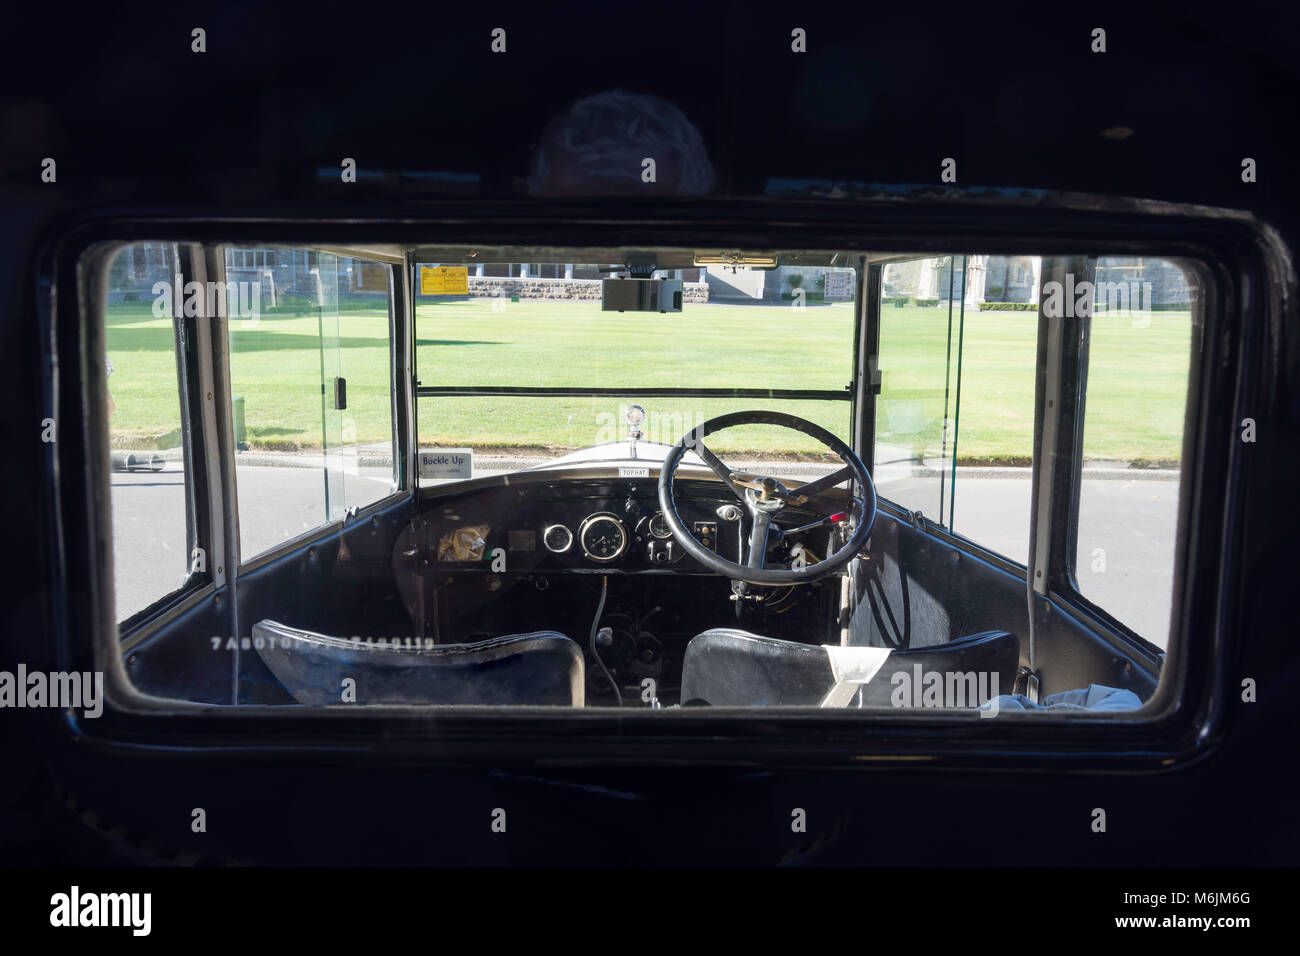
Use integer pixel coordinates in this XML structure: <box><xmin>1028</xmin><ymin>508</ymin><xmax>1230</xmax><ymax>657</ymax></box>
<box><xmin>253</xmin><ymin>620</ymin><xmax>584</xmax><ymax>706</ymax></box>
<box><xmin>680</xmin><ymin>628</ymin><xmax>1018</xmax><ymax>708</ymax></box>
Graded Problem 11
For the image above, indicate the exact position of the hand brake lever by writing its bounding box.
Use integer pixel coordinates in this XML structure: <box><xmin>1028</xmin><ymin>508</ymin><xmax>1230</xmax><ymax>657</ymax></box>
<box><xmin>778</xmin><ymin>512</ymin><xmax>847</xmax><ymax>538</ymax></box>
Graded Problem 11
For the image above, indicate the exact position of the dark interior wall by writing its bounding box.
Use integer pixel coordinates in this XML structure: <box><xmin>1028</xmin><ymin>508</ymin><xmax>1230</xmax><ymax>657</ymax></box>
<box><xmin>127</xmin><ymin>497</ymin><xmax>1159</xmax><ymax>705</ymax></box>
<box><xmin>231</xmin><ymin>497</ymin><xmax>416</xmax><ymax>703</ymax></box>
<box><xmin>121</xmin><ymin>596</ymin><xmax>232</xmax><ymax>705</ymax></box>
<box><xmin>123</xmin><ymin>496</ymin><xmax>415</xmax><ymax>705</ymax></box>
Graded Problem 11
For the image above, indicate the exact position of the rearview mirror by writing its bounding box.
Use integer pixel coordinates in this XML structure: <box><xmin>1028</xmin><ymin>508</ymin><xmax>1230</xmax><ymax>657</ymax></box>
<box><xmin>601</xmin><ymin>277</ymin><xmax>683</xmax><ymax>313</ymax></box>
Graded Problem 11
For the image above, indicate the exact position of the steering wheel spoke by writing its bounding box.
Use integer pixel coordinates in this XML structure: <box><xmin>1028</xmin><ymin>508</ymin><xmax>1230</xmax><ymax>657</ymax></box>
<box><xmin>788</xmin><ymin>465</ymin><xmax>854</xmax><ymax>503</ymax></box>
<box><xmin>687</xmin><ymin>437</ymin><xmax>748</xmax><ymax>501</ymax></box>
<box><xmin>747</xmin><ymin>509</ymin><xmax>774</xmax><ymax>570</ymax></box>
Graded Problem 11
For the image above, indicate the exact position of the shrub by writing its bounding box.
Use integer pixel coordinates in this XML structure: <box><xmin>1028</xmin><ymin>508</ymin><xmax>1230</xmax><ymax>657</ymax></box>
<box><xmin>1095</xmin><ymin>303</ymin><xmax>1190</xmax><ymax>312</ymax></box>
<box><xmin>266</xmin><ymin>294</ymin><xmax>316</xmax><ymax>316</ymax></box>
<box><xmin>978</xmin><ymin>301</ymin><xmax>1037</xmax><ymax>311</ymax></box>
<box><xmin>913</xmin><ymin>297</ymin><xmax>939</xmax><ymax>307</ymax></box>
<box><xmin>786</xmin><ymin>273</ymin><xmax>804</xmax><ymax>289</ymax></box>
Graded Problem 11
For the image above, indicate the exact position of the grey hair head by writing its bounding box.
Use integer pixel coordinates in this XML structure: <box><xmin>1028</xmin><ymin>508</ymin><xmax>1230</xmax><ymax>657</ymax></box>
<box><xmin>528</xmin><ymin>90</ymin><xmax>716</xmax><ymax>197</ymax></box>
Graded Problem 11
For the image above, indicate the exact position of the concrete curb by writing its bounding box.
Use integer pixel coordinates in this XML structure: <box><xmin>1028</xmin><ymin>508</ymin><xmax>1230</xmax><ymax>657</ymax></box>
<box><xmin>907</xmin><ymin>465</ymin><xmax>1179</xmax><ymax>481</ymax></box>
<box><xmin>113</xmin><ymin>447</ymin><xmax>1180</xmax><ymax>481</ymax></box>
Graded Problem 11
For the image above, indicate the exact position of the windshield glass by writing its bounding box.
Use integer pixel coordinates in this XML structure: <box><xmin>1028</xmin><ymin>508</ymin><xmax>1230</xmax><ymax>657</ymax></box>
<box><xmin>413</xmin><ymin>256</ymin><xmax>858</xmax><ymax>482</ymax></box>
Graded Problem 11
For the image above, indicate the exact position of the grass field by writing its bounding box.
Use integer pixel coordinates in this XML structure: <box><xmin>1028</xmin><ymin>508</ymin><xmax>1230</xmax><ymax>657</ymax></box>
<box><xmin>103</xmin><ymin>298</ymin><xmax>1193</xmax><ymax>462</ymax></box>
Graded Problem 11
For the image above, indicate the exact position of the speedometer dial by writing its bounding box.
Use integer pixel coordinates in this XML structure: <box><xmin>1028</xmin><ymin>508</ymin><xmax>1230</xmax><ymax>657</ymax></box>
<box><xmin>578</xmin><ymin>514</ymin><xmax>628</xmax><ymax>562</ymax></box>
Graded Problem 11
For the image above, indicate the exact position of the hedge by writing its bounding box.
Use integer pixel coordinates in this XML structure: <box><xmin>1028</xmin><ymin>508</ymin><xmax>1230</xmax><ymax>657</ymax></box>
<box><xmin>1093</xmin><ymin>302</ymin><xmax>1190</xmax><ymax>312</ymax></box>
<box><xmin>978</xmin><ymin>301</ymin><xmax>1037</xmax><ymax>311</ymax></box>
<box><xmin>882</xmin><ymin>296</ymin><xmax>941</xmax><ymax>307</ymax></box>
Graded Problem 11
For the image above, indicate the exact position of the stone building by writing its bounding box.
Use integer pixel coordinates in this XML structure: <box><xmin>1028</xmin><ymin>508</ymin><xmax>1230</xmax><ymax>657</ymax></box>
<box><xmin>885</xmin><ymin>255</ymin><xmax>1188</xmax><ymax>309</ymax></box>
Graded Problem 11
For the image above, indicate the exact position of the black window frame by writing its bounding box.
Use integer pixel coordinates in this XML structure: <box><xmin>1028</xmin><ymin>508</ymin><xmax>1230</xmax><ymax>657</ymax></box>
<box><xmin>37</xmin><ymin>200</ymin><xmax>1263</xmax><ymax>771</ymax></box>
<box><xmin>96</xmin><ymin>240</ymin><xmax>214</xmax><ymax>633</ymax></box>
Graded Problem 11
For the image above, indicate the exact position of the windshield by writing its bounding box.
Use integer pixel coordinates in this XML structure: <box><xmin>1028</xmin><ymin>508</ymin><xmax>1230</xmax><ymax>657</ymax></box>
<box><xmin>413</xmin><ymin>256</ymin><xmax>858</xmax><ymax>483</ymax></box>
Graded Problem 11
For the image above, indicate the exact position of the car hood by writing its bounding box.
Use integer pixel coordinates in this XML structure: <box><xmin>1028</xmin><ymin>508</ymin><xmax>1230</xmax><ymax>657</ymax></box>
<box><xmin>524</xmin><ymin>440</ymin><xmax>705</xmax><ymax>471</ymax></box>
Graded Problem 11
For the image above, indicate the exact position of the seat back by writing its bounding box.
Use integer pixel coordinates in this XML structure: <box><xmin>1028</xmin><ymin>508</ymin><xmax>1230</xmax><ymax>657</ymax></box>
<box><xmin>680</xmin><ymin>628</ymin><xmax>1019</xmax><ymax>707</ymax></box>
<box><xmin>253</xmin><ymin>620</ymin><xmax>584</xmax><ymax>706</ymax></box>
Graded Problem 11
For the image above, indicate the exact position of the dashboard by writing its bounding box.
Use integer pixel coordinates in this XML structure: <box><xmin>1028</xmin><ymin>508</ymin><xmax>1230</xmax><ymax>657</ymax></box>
<box><xmin>388</xmin><ymin>470</ymin><xmax>849</xmax><ymax>701</ymax></box>
<box><xmin>393</xmin><ymin>475</ymin><xmax>771</xmax><ymax>578</ymax></box>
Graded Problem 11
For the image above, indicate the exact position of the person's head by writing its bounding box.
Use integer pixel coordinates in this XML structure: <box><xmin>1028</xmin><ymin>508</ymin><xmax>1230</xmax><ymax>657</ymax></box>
<box><xmin>527</xmin><ymin>90</ymin><xmax>715</xmax><ymax>197</ymax></box>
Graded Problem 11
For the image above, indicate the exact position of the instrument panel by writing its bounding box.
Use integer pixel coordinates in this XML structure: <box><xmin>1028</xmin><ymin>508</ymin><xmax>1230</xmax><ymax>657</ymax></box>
<box><xmin>393</xmin><ymin>475</ymin><xmax>774</xmax><ymax>578</ymax></box>
<box><xmin>575</xmin><ymin>513</ymin><xmax>628</xmax><ymax>562</ymax></box>
<box><xmin>390</xmin><ymin>472</ymin><xmax>851</xmax><ymax>650</ymax></box>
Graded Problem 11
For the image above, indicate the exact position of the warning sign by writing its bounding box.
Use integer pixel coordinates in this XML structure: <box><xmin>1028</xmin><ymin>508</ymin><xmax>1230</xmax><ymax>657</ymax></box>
<box><xmin>824</xmin><ymin>270</ymin><xmax>854</xmax><ymax>302</ymax></box>
<box><xmin>420</xmin><ymin>265</ymin><xmax>469</xmax><ymax>295</ymax></box>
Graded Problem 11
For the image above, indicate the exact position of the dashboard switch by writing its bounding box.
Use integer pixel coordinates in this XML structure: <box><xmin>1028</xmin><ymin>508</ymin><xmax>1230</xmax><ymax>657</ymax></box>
<box><xmin>693</xmin><ymin>521</ymin><xmax>717</xmax><ymax>550</ymax></box>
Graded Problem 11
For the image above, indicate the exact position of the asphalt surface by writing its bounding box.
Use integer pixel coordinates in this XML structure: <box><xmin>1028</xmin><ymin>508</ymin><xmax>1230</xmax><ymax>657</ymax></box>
<box><xmin>874</xmin><ymin>473</ymin><xmax>1178</xmax><ymax>645</ymax></box>
<box><xmin>110</xmin><ymin>460</ymin><xmax>1179</xmax><ymax>648</ymax></box>
<box><xmin>109</xmin><ymin>463</ymin><xmax>394</xmax><ymax>618</ymax></box>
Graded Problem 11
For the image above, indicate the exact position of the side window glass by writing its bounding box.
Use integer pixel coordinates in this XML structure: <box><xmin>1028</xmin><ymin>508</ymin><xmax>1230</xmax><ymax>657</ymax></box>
<box><xmin>874</xmin><ymin>256</ymin><xmax>964</xmax><ymax>524</ymax></box>
<box><xmin>875</xmin><ymin>255</ymin><xmax>1041</xmax><ymax>565</ymax></box>
<box><xmin>225</xmin><ymin>248</ymin><xmax>396</xmax><ymax>562</ymax></box>
<box><xmin>1074</xmin><ymin>257</ymin><xmax>1195</xmax><ymax>646</ymax></box>
<box><xmin>107</xmin><ymin>241</ymin><xmax>198</xmax><ymax>621</ymax></box>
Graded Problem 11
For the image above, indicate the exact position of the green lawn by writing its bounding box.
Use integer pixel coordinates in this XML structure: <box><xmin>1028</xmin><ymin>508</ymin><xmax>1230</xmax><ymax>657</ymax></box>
<box><xmin>876</xmin><ymin>304</ymin><xmax>1192</xmax><ymax>463</ymax></box>
<box><xmin>104</xmin><ymin>299</ymin><xmax>1193</xmax><ymax>462</ymax></box>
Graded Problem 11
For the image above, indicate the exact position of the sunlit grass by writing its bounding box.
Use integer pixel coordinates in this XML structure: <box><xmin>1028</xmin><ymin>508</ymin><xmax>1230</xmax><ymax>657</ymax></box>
<box><xmin>104</xmin><ymin>299</ymin><xmax>1193</xmax><ymax>462</ymax></box>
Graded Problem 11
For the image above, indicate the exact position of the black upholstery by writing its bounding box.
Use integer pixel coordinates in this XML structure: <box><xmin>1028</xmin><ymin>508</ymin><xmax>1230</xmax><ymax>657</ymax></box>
<box><xmin>252</xmin><ymin>620</ymin><xmax>584</xmax><ymax>706</ymax></box>
<box><xmin>680</xmin><ymin>628</ymin><xmax>1019</xmax><ymax>707</ymax></box>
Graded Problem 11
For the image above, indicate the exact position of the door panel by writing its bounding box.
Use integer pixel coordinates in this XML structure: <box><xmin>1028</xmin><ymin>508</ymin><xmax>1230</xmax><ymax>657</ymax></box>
<box><xmin>122</xmin><ymin>494</ymin><xmax>416</xmax><ymax>705</ymax></box>
<box><xmin>848</xmin><ymin>509</ymin><xmax>1157</xmax><ymax>700</ymax></box>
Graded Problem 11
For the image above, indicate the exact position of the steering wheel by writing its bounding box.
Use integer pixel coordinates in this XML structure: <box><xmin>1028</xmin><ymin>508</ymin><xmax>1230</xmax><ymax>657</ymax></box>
<box><xmin>656</xmin><ymin>411</ymin><xmax>877</xmax><ymax>586</ymax></box>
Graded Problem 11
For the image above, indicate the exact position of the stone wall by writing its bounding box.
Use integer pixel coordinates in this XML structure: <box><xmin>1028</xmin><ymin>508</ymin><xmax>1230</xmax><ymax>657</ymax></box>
<box><xmin>1095</xmin><ymin>258</ymin><xmax>1190</xmax><ymax>307</ymax></box>
<box><xmin>766</xmin><ymin>265</ymin><xmax>857</xmax><ymax>301</ymax></box>
<box><xmin>454</xmin><ymin>277</ymin><xmax>709</xmax><ymax>302</ymax></box>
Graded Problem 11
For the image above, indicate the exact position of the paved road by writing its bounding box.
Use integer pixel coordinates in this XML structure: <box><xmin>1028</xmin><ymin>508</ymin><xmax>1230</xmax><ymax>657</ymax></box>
<box><xmin>110</xmin><ymin>463</ymin><xmax>393</xmax><ymax>619</ymax></box>
<box><xmin>111</xmin><ymin>462</ymin><xmax>1178</xmax><ymax>648</ymax></box>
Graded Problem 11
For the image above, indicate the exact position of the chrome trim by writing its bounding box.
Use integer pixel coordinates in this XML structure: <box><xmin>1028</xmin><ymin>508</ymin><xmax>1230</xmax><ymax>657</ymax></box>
<box><xmin>578</xmin><ymin>513</ymin><xmax>628</xmax><ymax>562</ymax></box>
<box><xmin>542</xmin><ymin>523</ymin><xmax>573</xmax><ymax>554</ymax></box>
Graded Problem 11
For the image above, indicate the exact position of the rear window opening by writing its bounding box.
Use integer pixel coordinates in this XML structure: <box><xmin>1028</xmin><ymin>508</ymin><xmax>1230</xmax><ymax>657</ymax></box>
<box><xmin>74</xmin><ymin>231</ymin><xmax>1220</xmax><ymax>759</ymax></box>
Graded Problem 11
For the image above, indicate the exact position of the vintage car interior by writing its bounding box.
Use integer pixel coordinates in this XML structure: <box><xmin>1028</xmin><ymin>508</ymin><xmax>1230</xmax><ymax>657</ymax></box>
<box><xmin>13</xmin><ymin>5</ymin><xmax>1290</xmax><ymax>880</ymax></box>
<box><xmin>101</xmin><ymin>241</ymin><xmax>1178</xmax><ymax>717</ymax></box>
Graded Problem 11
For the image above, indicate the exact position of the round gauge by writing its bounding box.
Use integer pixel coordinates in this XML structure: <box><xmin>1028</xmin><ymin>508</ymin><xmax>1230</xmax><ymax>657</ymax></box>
<box><xmin>648</xmin><ymin>512</ymin><xmax>672</xmax><ymax>539</ymax></box>
<box><xmin>579</xmin><ymin>514</ymin><xmax>628</xmax><ymax>562</ymax></box>
<box><xmin>542</xmin><ymin>524</ymin><xmax>573</xmax><ymax>554</ymax></box>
